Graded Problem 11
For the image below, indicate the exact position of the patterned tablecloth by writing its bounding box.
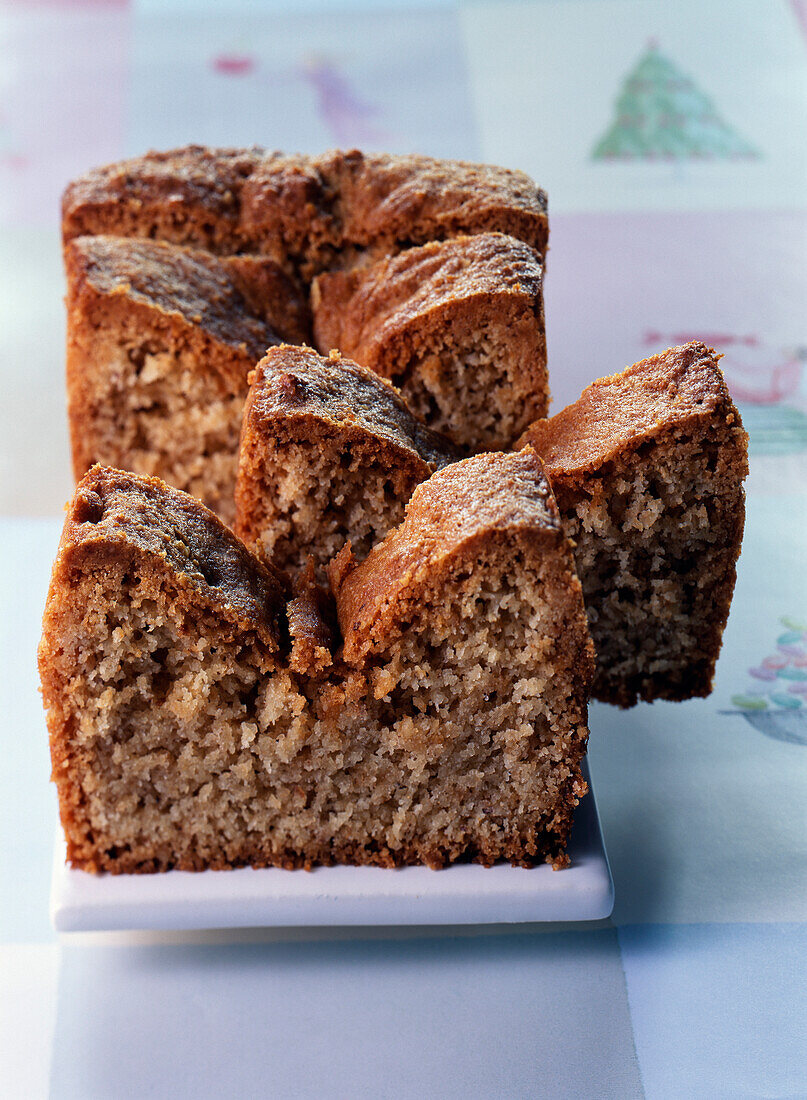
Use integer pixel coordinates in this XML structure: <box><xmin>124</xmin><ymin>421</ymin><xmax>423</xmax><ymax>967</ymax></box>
<box><xmin>1</xmin><ymin>1</ymin><xmax>805</xmax><ymax>1096</ymax></box>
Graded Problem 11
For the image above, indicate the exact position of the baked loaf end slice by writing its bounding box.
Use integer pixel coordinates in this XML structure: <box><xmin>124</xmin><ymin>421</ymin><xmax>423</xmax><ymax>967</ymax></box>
<box><xmin>38</xmin><ymin>465</ymin><xmax>305</xmax><ymax>874</ymax></box>
<box><xmin>41</xmin><ymin>457</ymin><xmax>592</xmax><ymax>872</ymax></box>
<box><xmin>65</xmin><ymin>235</ymin><xmax>309</xmax><ymax>525</ymax></box>
<box><xmin>311</xmin><ymin>233</ymin><xmax>548</xmax><ymax>451</ymax></box>
<box><xmin>518</xmin><ymin>342</ymin><xmax>749</xmax><ymax>707</ymax></box>
<box><xmin>235</xmin><ymin>344</ymin><xmax>460</xmax><ymax>578</ymax></box>
<box><xmin>327</xmin><ymin>448</ymin><xmax>595</xmax><ymax>868</ymax></box>
<box><xmin>61</xmin><ymin>144</ymin><xmax>271</xmax><ymax>256</ymax></box>
<box><xmin>63</xmin><ymin>146</ymin><xmax>548</xmax><ymax>280</ymax></box>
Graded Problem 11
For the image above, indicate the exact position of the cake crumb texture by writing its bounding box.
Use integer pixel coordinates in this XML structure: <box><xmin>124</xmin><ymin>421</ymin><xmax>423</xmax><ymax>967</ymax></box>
<box><xmin>519</xmin><ymin>342</ymin><xmax>749</xmax><ymax>706</ymax></box>
<box><xmin>235</xmin><ymin>345</ymin><xmax>459</xmax><ymax>578</ymax></box>
<box><xmin>40</xmin><ymin>456</ymin><xmax>593</xmax><ymax>873</ymax></box>
<box><xmin>312</xmin><ymin>233</ymin><xmax>548</xmax><ymax>450</ymax></box>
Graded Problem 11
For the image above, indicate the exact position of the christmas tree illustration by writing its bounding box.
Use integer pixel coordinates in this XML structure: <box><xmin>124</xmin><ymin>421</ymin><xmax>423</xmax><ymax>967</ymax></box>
<box><xmin>592</xmin><ymin>41</ymin><xmax>759</xmax><ymax>160</ymax></box>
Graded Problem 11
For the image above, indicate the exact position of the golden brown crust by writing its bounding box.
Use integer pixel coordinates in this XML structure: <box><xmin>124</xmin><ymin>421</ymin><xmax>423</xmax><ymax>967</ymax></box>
<box><xmin>57</xmin><ymin>465</ymin><xmax>290</xmax><ymax>639</ymax></box>
<box><xmin>241</xmin><ymin>344</ymin><xmax>460</xmax><ymax>466</ymax></box>
<box><xmin>312</xmin><ymin>232</ymin><xmax>544</xmax><ymax>367</ymax></box>
<box><xmin>311</xmin><ymin>233</ymin><xmax>548</xmax><ymax>449</ymax></box>
<box><xmin>239</xmin><ymin>149</ymin><xmax>549</xmax><ymax>274</ymax></box>
<box><xmin>66</xmin><ymin>235</ymin><xmax>307</xmax><ymax>359</ymax></box>
<box><xmin>517</xmin><ymin>342</ymin><xmax>744</xmax><ymax>476</ymax></box>
<box><xmin>518</xmin><ymin>343</ymin><xmax>749</xmax><ymax>708</ymax></box>
<box><xmin>63</xmin><ymin>146</ymin><xmax>548</xmax><ymax>276</ymax></box>
<box><xmin>330</xmin><ymin>448</ymin><xmax>565</xmax><ymax>664</ymax></box>
<box><xmin>62</xmin><ymin>144</ymin><xmax>271</xmax><ymax>254</ymax></box>
<box><xmin>313</xmin><ymin>149</ymin><xmax>548</xmax><ymax>258</ymax></box>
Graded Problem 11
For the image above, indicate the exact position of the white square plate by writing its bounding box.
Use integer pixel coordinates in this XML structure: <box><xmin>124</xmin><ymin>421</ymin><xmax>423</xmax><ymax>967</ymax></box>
<box><xmin>50</xmin><ymin>762</ymin><xmax>613</xmax><ymax>931</ymax></box>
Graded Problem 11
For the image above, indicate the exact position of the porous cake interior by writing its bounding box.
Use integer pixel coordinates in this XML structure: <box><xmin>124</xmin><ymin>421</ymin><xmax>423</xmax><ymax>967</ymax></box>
<box><xmin>52</xmin><ymin>561</ymin><xmax>308</xmax><ymax>872</ymax></box>
<box><xmin>317</xmin><ymin>544</ymin><xmax>590</xmax><ymax>866</ymax></box>
<box><xmin>241</xmin><ymin>432</ymin><xmax>423</xmax><ymax>577</ymax></box>
<box><xmin>563</xmin><ymin>428</ymin><xmax>744</xmax><ymax>706</ymax></box>
<box><xmin>50</xmin><ymin>536</ymin><xmax>587</xmax><ymax>871</ymax></box>
<box><xmin>80</xmin><ymin>340</ymin><xmax>245</xmax><ymax>526</ymax></box>
<box><xmin>388</xmin><ymin>323</ymin><xmax>545</xmax><ymax>452</ymax></box>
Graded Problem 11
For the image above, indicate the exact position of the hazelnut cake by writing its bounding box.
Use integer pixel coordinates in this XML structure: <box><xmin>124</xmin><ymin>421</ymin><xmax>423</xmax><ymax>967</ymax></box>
<box><xmin>235</xmin><ymin>344</ymin><xmax>460</xmax><ymax>579</ymax></box>
<box><xmin>39</xmin><ymin>452</ymin><xmax>594</xmax><ymax>872</ymax></box>
<box><xmin>312</xmin><ymin>232</ymin><xmax>548</xmax><ymax>451</ymax></box>
<box><xmin>65</xmin><ymin>235</ymin><xmax>309</xmax><ymax>525</ymax></box>
<box><xmin>61</xmin><ymin>148</ymin><xmax>550</xmax><ymax>512</ymax></box>
<box><xmin>42</xmin><ymin>145</ymin><xmax>750</xmax><ymax>879</ymax></box>
<box><xmin>518</xmin><ymin>342</ymin><xmax>748</xmax><ymax>707</ymax></box>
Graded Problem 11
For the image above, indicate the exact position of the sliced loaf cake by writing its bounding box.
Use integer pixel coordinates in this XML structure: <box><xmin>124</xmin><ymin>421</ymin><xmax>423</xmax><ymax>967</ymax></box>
<box><xmin>40</xmin><ymin>453</ymin><xmax>593</xmax><ymax>872</ymax></box>
<box><xmin>312</xmin><ymin>232</ymin><xmax>547</xmax><ymax>451</ymax></box>
<box><xmin>518</xmin><ymin>342</ymin><xmax>749</xmax><ymax>706</ymax></box>
<box><xmin>65</xmin><ymin>235</ymin><xmax>309</xmax><ymax>525</ymax></box>
<box><xmin>235</xmin><ymin>345</ymin><xmax>460</xmax><ymax>578</ymax></box>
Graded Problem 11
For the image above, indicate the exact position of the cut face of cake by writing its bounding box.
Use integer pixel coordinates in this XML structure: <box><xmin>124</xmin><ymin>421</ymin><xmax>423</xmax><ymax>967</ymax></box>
<box><xmin>518</xmin><ymin>342</ymin><xmax>749</xmax><ymax>707</ymax></box>
<box><xmin>327</xmin><ymin>448</ymin><xmax>595</xmax><ymax>868</ymax></box>
<box><xmin>62</xmin><ymin>146</ymin><xmax>549</xmax><ymax>279</ymax></box>
<box><xmin>40</xmin><ymin>454</ymin><xmax>593</xmax><ymax>873</ymax></box>
<box><xmin>235</xmin><ymin>345</ymin><xmax>460</xmax><ymax>579</ymax></box>
<box><xmin>311</xmin><ymin>233</ymin><xmax>548</xmax><ymax>451</ymax></box>
<box><xmin>65</xmin><ymin>236</ymin><xmax>309</xmax><ymax>526</ymax></box>
<box><xmin>38</xmin><ymin>465</ymin><xmax>302</xmax><ymax>874</ymax></box>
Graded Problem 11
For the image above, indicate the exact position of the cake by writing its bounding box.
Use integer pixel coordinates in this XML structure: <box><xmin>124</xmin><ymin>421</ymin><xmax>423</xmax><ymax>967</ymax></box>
<box><xmin>311</xmin><ymin>232</ymin><xmax>548</xmax><ymax>450</ymax></box>
<box><xmin>518</xmin><ymin>342</ymin><xmax>748</xmax><ymax>707</ymax></box>
<box><xmin>242</xmin><ymin>148</ymin><xmax>549</xmax><ymax>277</ymax></box>
<box><xmin>62</xmin><ymin>146</ymin><xmax>549</xmax><ymax>277</ymax></box>
<box><xmin>39</xmin><ymin>451</ymin><xmax>594</xmax><ymax>873</ymax></box>
<box><xmin>324</xmin><ymin>448</ymin><xmax>594</xmax><ymax>869</ymax></box>
<box><xmin>62</xmin><ymin>147</ymin><xmax>550</xmax><ymax>513</ymax></box>
<box><xmin>43</xmin><ymin>145</ymin><xmax>750</xmax><ymax>878</ymax></box>
<box><xmin>235</xmin><ymin>344</ymin><xmax>460</xmax><ymax>578</ymax></box>
<box><xmin>65</xmin><ymin>235</ymin><xmax>309</xmax><ymax>525</ymax></box>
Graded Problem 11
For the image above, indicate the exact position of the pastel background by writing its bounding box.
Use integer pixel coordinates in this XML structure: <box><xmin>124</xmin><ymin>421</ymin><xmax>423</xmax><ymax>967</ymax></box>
<box><xmin>0</xmin><ymin>1</ymin><xmax>805</xmax><ymax>1096</ymax></box>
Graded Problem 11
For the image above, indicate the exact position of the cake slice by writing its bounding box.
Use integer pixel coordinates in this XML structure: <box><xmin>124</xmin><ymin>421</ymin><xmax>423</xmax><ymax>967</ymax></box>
<box><xmin>40</xmin><ymin>453</ymin><xmax>593</xmax><ymax>872</ymax></box>
<box><xmin>38</xmin><ymin>465</ymin><xmax>306</xmax><ymax>874</ymax></box>
<box><xmin>518</xmin><ymin>342</ymin><xmax>749</xmax><ymax>707</ymax></box>
<box><xmin>65</xmin><ymin>235</ymin><xmax>310</xmax><ymax>525</ymax></box>
<box><xmin>235</xmin><ymin>344</ymin><xmax>460</xmax><ymax>578</ymax></box>
<box><xmin>311</xmin><ymin>233</ymin><xmax>548</xmax><ymax>451</ymax></box>
<box><xmin>327</xmin><ymin>448</ymin><xmax>595</xmax><ymax>868</ymax></box>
